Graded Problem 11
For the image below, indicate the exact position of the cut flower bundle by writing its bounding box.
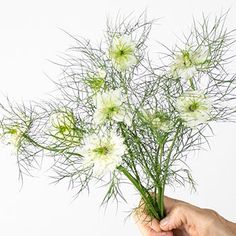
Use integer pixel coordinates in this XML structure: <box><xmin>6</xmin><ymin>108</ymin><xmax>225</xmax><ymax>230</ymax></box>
<box><xmin>1</xmin><ymin>12</ymin><xmax>236</xmax><ymax>220</ymax></box>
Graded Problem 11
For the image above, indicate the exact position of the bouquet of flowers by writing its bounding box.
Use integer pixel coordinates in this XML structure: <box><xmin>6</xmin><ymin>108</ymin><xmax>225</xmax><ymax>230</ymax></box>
<box><xmin>0</xmin><ymin>12</ymin><xmax>236</xmax><ymax>220</ymax></box>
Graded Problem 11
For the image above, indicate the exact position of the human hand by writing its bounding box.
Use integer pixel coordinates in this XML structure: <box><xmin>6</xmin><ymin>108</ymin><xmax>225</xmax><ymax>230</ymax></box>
<box><xmin>133</xmin><ymin>196</ymin><xmax>173</xmax><ymax>236</ymax></box>
<box><xmin>134</xmin><ymin>196</ymin><xmax>236</xmax><ymax>236</ymax></box>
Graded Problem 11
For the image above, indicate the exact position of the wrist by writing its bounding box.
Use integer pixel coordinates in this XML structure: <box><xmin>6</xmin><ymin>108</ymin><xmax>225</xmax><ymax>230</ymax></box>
<box><xmin>225</xmin><ymin>220</ymin><xmax>236</xmax><ymax>235</ymax></box>
<box><xmin>210</xmin><ymin>211</ymin><xmax>236</xmax><ymax>236</ymax></box>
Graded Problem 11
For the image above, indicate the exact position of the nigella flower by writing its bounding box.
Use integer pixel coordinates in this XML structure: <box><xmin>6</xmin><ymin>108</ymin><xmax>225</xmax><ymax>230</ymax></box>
<box><xmin>0</xmin><ymin>116</ymin><xmax>31</xmax><ymax>150</ymax></box>
<box><xmin>86</xmin><ymin>68</ymin><xmax>106</xmax><ymax>92</ymax></box>
<box><xmin>48</xmin><ymin>109</ymin><xmax>82</xmax><ymax>143</ymax></box>
<box><xmin>170</xmin><ymin>47</ymin><xmax>209</xmax><ymax>80</ymax></box>
<box><xmin>0</xmin><ymin>125</ymin><xmax>26</xmax><ymax>148</ymax></box>
<box><xmin>80</xmin><ymin>130</ymin><xmax>126</xmax><ymax>175</ymax></box>
<box><xmin>109</xmin><ymin>36</ymin><xmax>137</xmax><ymax>71</ymax></box>
<box><xmin>93</xmin><ymin>89</ymin><xmax>132</xmax><ymax>126</ymax></box>
<box><xmin>176</xmin><ymin>90</ymin><xmax>212</xmax><ymax>127</ymax></box>
<box><xmin>142</xmin><ymin>110</ymin><xmax>173</xmax><ymax>132</ymax></box>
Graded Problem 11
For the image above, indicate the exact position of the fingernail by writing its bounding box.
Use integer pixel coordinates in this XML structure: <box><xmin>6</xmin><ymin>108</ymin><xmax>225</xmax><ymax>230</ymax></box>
<box><xmin>160</xmin><ymin>217</ymin><xmax>169</xmax><ymax>227</ymax></box>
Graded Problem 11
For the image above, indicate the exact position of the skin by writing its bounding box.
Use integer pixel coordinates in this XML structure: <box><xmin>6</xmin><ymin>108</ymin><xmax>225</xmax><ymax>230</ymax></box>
<box><xmin>134</xmin><ymin>196</ymin><xmax>236</xmax><ymax>236</ymax></box>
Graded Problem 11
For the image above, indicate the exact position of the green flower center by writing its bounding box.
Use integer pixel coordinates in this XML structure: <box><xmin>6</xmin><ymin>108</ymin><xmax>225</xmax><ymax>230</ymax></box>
<box><xmin>119</xmin><ymin>49</ymin><xmax>125</xmax><ymax>56</ymax></box>
<box><xmin>182</xmin><ymin>51</ymin><xmax>192</xmax><ymax>67</ymax></box>
<box><xmin>87</xmin><ymin>77</ymin><xmax>104</xmax><ymax>91</ymax></box>
<box><xmin>104</xmin><ymin>106</ymin><xmax>120</xmax><ymax>119</ymax></box>
<box><xmin>188</xmin><ymin>102</ymin><xmax>200</xmax><ymax>112</ymax></box>
<box><xmin>58</xmin><ymin>125</ymin><xmax>69</xmax><ymax>134</ymax></box>
<box><xmin>111</xmin><ymin>44</ymin><xmax>134</xmax><ymax>62</ymax></box>
<box><xmin>108</xmin><ymin>106</ymin><xmax>118</xmax><ymax>113</ymax></box>
<box><xmin>8</xmin><ymin>128</ymin><xmax>18</xmax><ymax>135</ymax></box>
<box><xmin>93</xmin><ymin>146</ymin><xmax>109</xmax><ymax>156</ymax></box>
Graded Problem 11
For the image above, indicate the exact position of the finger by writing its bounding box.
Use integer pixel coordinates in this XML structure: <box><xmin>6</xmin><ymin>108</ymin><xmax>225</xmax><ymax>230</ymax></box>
<box><xmin>158</xmin><ymin>232</ymin><xmax>174</xmax><ymax>236</ymax></box>
<box><xmin>138</xmin><ymin>225</ymin><xmax>173</xmax><ymax>236</ymax></box>
<box><xmin>133</xmin><ymin>210</ymin><xmax>161</xmax><ymax>232</ymax></box>
<box><xmin>136</xmin><ymin>218</ymin><xmax>174</xmax><ymax>236</ymax></box>
<box><xmin>133</xmin><ymin>209</ymin><xmax>174</xmax><ymax>236</ymax></box>
<box><xmin>143</xmin><ymin>226</ymin><xmax>161</xmax><ymax>236</ymax></box>
<box><xmin>133</xmin><ymin>200</ymin><xmax>158</xmax><ymax>229</ymax></box>
<box><xmin>134</xmin><ymin>215</ymin><xmax>156</xmax><ymax>236</ymax></box>
<box><xmin>149</xmin><ymin>218</ymin><xmax>162</xmax><ymax>232</ymax></box>
<box><xmin>160</xmin><ymin>207</ymin><xmax>184</xmax><ymax>231</ymax></box>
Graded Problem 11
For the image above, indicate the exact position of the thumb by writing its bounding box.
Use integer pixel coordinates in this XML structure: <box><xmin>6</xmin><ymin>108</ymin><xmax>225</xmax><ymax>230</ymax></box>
<box><xmin>159</xmin><ymin>207</ymin><xmax>184</xmax><ymax>231</ymax></box>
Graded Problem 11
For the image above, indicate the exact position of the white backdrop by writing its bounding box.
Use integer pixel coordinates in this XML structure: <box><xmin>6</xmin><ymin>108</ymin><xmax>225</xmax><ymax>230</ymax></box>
<box><xmin>0</xmin><ymin>0</ymin><xmax>236</xmax><ymax>235</ymax></box>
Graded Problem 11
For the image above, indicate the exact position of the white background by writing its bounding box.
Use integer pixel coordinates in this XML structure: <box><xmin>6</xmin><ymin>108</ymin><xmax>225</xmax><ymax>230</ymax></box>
<box><xmin>0</xmin><ymin>0</ymin><xmax>236</xmax><ymax>235</ymax></box>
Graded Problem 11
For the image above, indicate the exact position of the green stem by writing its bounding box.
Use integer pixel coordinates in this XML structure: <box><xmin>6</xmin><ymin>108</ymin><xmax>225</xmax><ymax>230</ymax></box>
<box><xmin>23</xmin><ymin>134</ymin><xmax>82</xmax><ymax>157</ymax></box>
<box><xmin>119</xmin><ymin>123</ymin><xmax>169</xmax><ymax>219</ymax></box>
<box><xmin>160</xmin><ymin>124</ymin><xmax>182</xmax><ymax>217</ymax></box>
<box><xmin>158</xmin><ymin>186</ymin><xmax>164</xmax><ymax>219</ymax></box>
<box><xmin>118</xmin><ymin>123</ymin><xmax>141</xmax><ymax>181</ymax></box>
<box><xmin>122</xmin><ymin>123</ymin><xmax>158</xmax><ymax>183</ymax></box>
<box><xmin>117</xmin><ymin>165</ymin><xmax>160</xmax><ymax>220</ymax></box>
<box><xmin>118</xmin><ymin>123</ymin><xmax>161</xmax><ymax>217</ymax></box>
<box><xmin>157</xmin><ymin>141</ymin><xmax>165</xmax><ymax>219</ymax></box>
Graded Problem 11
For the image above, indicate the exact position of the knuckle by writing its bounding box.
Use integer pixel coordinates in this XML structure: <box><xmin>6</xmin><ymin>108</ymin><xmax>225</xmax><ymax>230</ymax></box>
<box><xmin>172</xmin><ymin>204</ymin><xmax>183</xmax><ymax>215</ymax></box>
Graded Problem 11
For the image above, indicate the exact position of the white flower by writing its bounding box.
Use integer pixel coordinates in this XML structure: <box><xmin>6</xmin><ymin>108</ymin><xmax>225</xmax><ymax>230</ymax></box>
<box><xmin>80</xmin><ymin>130</ymin><xmax>126</xmax><ymax>175</ymax></box>
<box><xmin>93</xmin><ymin>89</ymin><xmax>132</xmax><ymax>126</ymax></box>
<box><xmin>0</xmin><ymin>112</ymin><xmax>31</xmax><ymax>151</ymax></box>
<box><xmin>0</xmin><ymin>124</ymin><xmax>27</xmax><ymax>149</ymax></box>
<box><xmin>49</xmin><ymin>110</ymin><xmax>77</xmax><ymax>139</ymax></box>
<box><xmin>176</xmin><ymin>90</ymin><xmax>212</xmax><ymax>127</ymax></box>
<box><xmin>152</xmin><ymin>117</ymin><xmax>172</xmax><ymax>132</ymax></box>
<box><xmin>86</xmin><ymin>68</ymin><xmax>106</xmax><ymax>91</ymax></box>
<box><xmin>0</xmin><ymin>117</ymin><xmax>30</xmax><ymax>154</ymax></box>
<box><xmin>142</xmin><ymin>110</ymin><xmax>173</xmax><ymax>132</ymax></box>
<box><xmin>170</xmin><ymin>47</ymin><xmax>209</xmax><ymax>80</ymax></box>
<box><xmin>109</xmin><ymin>36</ymin><xmax>137</xmax><ymax>71</ymax></box>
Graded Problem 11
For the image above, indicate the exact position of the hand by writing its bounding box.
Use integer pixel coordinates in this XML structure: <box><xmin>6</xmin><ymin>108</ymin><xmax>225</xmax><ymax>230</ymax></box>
<box><xmin>134</xmin><ymin>196</ymin><xmax>236</xmax><ymax>236</ymax></box>
<box><xmin>133</xmin><ymin>196</ymin><xmax>173</xmax><ymax>236</ymax></box>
